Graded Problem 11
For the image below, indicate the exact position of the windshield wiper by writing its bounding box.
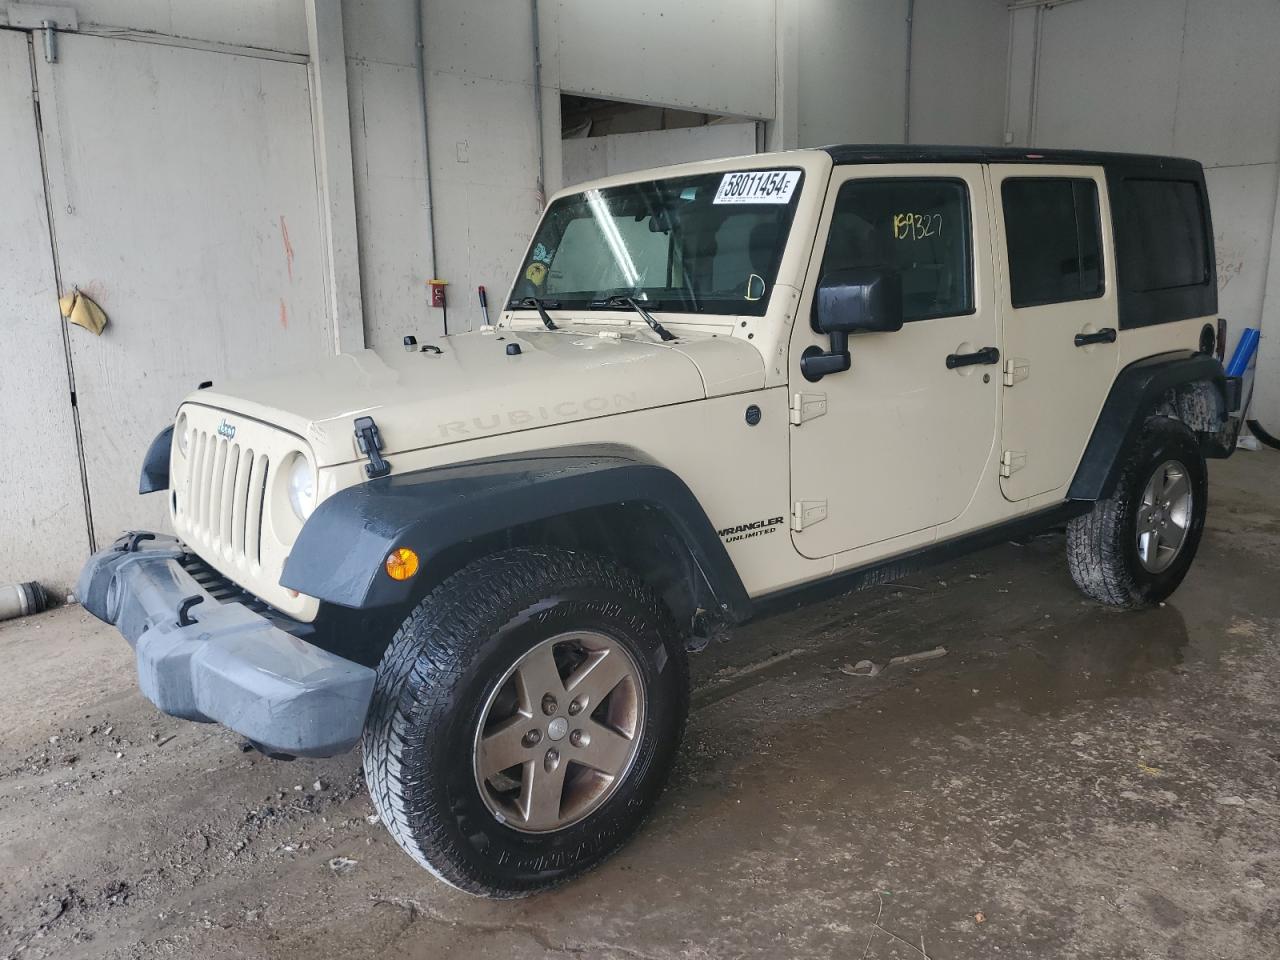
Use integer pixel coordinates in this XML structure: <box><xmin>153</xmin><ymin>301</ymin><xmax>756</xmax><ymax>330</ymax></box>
<box><xmin>518</xmin><ymin>296</ymin><xmax>558</xmax><ymax>331</ymax></box>
<box><xmin>598</xmin><ymin>295</ymin><xmax>675</xmax><ymax>342</ymax></box>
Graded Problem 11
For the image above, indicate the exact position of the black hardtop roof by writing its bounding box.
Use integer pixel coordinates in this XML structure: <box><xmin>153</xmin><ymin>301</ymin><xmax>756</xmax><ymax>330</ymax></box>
<box><xmin>822</xmin><ymin>143</ymin><xmax>1202</xmax><ymax>173</ymax></box>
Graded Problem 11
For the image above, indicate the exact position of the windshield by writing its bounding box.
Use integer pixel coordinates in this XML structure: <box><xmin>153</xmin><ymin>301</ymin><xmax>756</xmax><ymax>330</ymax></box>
<box><xmin>509</xmin><ymin>168</ymin><xmax>804</xmax><ymax>317</ymax></box>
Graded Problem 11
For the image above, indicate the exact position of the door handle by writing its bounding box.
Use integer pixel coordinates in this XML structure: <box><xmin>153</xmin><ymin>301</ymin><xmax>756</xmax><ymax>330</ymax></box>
<box><xmin>945</xmin><ymin>346</ymin><xmax>1000</xmax><ymax>369</ymax></box>
<box><xmin>1074</xmin><ymin>327</ymin><xmax>1117</xmax><ymax>347</ymax></box>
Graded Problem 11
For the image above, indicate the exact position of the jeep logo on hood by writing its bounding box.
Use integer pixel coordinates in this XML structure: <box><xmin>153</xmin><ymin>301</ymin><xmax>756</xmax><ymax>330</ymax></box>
<box><xmin>217</xmin><ymin>418</ymin><xmax>237</xmax><ymax>440</ymax></box>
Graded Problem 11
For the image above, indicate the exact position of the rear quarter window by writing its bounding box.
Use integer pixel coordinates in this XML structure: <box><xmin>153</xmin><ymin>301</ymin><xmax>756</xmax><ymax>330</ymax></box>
<box><xmin>1119</xmin><ymin>179</ymin><xmax>1210</xmax><ymax>291</ymax></box>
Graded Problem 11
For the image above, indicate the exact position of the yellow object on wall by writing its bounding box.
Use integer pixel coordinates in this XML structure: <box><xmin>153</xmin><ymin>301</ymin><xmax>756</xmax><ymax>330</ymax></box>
<box><xmin>58</xmin><ymin>289</ymin><xmax>108</xmax><ymax>336</ymax></box>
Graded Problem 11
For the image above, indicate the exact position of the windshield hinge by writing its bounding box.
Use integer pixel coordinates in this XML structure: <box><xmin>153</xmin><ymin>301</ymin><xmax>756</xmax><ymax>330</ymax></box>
<box><xmin>792</xmin><ymin>500</ymin><xmax>828</xmax><ymax>532</ymax></box>
<box><xmin>354</xmin><ymin>416</ymin><xmax>391</xmax><ymax>479</ymax></box>
<box><xmin>789</xmin><ymin>392</ymin><xmax>827</xmax><ymax>426</ymax></box>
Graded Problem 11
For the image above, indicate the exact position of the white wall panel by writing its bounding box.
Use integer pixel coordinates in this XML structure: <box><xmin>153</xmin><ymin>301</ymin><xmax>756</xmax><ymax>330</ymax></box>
<box><xmin>348</xmin><ymin>57</ymin><xmax>435</xmax><ymax>351</ymax></box>
<box><xmin>1206</xmin><ymin>163</ymin><xmax>1279</xmax><ymax>331</ymax></box>
<box><xmin>909</xmin><ymin>0</ymin><xmax>1009</xmax><ymax>146</ymax></box>
<box><xmin>1032</xmin><ymin>0</ymin><xmax>1182</xmax><ymax>152</ymax></box>
<box><xmin>427</xmin><ymin>68</ymin><xmax>545</xmax><ymax>332</ymax></box>
<box><xmin>1256</xmin><ymin>164</ymin><xmax>1280</xmax><ymax>428</ymax></box>
<box><xmin>796</xmin><ymin>0</ymin><xmax>908</xmax><ymax>147</ymax></box>
<box><xmin>37</xmin><ymin>34</ymin><xmax>332</xmax><ymax>547</ymax></box>
<box><xmin>562</xmin><ymin>122</ymin><xmax>759</xmax><ymax>185</ymax></box>
<box><xmin>0</xmin><ymin>0</ymin><xmax>310</xmax><ymax>53</ymax></box>
<box><xmin>1174</xmin><ymin>0</ymin><xmax>1280</xmax><ymax>168</ymax></box>
<box><xmin>556</xmin><ymin>0</ymin><xmax>776</xmax><ymax>119</ymax></box>
<box><xmin>0</xmin><ymin>30</ymin><xmax>89</xmax><ymax>591</ymax></box>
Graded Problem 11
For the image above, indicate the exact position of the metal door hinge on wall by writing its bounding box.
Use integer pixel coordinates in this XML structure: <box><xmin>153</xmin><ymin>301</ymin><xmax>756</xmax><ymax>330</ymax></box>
<box><xmin>789</xmin><ymin>392</ymin><xmax>827</xmax><ymax>425</ymax></box>
<box><xmin>1003</xmin><ymin>358</ymin><xmax>1030</xmax><ymax>387</ymax></box>
<box><xmin>6</xmin><ymin>5</ymin><xmax>78</xmax><ymax>63</ymax></box>
<box><xmin>1000</xmin><ymin>450</ymin><xmax>1027</xmax><ymax>477</ymax></box>
<box><xmin>792</xmin><ymin>500</ymin><xmax>827</xmax><ymax>531</ymax></box>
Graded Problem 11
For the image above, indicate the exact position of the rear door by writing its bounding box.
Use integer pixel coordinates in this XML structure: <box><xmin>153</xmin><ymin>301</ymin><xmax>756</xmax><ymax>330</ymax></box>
<box><xmin>989</xmin><ymin>165</ymin><xmax>1120</xmax><ymax>501</ymax></box>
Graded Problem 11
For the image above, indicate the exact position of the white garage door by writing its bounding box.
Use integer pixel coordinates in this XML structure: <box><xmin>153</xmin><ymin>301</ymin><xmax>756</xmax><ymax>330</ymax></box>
<box><xmin>33</xmin><ymin>33</ymin><xmax>333</xmax><ymax>553</ymax></box>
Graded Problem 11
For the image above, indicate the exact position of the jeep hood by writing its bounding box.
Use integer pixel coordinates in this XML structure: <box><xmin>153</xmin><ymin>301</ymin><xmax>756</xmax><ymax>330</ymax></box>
<box><xmin>185</xmin><ymin>329</ymin><xmax>763</xmax><ymax>467</ymax></box>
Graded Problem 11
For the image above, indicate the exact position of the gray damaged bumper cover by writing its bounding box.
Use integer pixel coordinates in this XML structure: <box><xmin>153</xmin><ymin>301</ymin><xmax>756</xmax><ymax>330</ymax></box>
<box><xmin>78</xmin><ymin>535</ymin><xmax>374</xmax><ymax>757</ymax></box>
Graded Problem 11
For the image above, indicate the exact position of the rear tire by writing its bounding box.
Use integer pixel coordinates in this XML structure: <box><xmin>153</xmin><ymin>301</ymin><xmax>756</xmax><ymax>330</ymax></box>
<box><xmin>362</xmin><ymin>546</ymin><xmax>688</xmax><ymax>898</ymax></box>
<box><xmin>1067</xmin><ymin>416</ymin><xmax>1207</xmax><ymax>607</ymax></box>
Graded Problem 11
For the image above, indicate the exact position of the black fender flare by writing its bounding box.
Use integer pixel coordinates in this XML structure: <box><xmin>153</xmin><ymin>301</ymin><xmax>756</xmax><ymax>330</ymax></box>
<box><xmin>1068</xmin><ymin>350</ymin><xmax>1234</xmax><ymax>501</ymax></box>
<box><xmin>139</xmin><ymin>425</ymin><xmax>174</xmax><ymax>494</ymax></box>
<box><xmin>280</xmin><ymin>449</ymin><xmax>751</xmax><ymax>619</ymax></box>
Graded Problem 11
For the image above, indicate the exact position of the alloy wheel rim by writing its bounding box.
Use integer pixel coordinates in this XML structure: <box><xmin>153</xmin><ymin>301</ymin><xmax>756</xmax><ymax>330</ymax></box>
<box><xmin>472</xmin><ymin>630</ymin><xmax>646</xmax><ymax>833</ymax></box>
<box><xmin>1135</xmin><ymin>459</ymin><xmax>1192</xmax><ymax>573</ymax></box>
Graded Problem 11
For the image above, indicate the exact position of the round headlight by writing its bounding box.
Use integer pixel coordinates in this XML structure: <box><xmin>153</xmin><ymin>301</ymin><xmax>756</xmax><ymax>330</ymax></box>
<box><xmin>175</xmin><ymin>413</ymin><xmax>190</xmax><ymax>457</ymax></box>
<box><xmin>287</xmin><ymin>454</ymin><xmax>316</xmax><ymax>520</ymax></box>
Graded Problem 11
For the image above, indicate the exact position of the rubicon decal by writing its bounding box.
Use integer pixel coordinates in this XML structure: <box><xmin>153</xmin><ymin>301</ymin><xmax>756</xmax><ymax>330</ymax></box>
<box><xmin>717</xmin><ymin>515</ymin><xmax>785</xmax><ymax>544</ymax></box>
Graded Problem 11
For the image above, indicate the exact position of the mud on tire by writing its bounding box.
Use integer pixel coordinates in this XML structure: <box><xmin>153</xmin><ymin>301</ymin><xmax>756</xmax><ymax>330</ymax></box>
<box><xmin>1067</xmin><ymin>416</ymin><xmax>1208</xmax><ymax>607</ymax></box>
<box><xmin>361</xmin><ymin>546</ymin><xmax>688</xmax><ymax>898</ymax></box>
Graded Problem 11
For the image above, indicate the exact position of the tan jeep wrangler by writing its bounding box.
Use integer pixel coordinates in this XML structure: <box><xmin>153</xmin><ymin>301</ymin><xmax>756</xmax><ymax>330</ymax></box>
<box><xmin>80</xmin><ymin>145</ymin><xmax>1241</xmax><ymax>897</ymax></box>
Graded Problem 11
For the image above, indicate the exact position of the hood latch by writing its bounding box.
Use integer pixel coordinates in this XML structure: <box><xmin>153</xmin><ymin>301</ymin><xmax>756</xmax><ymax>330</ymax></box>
<box><xmin>354</xmin><ymin>416</ymin><xmax>391</xmax><ymax>479</ymax></box>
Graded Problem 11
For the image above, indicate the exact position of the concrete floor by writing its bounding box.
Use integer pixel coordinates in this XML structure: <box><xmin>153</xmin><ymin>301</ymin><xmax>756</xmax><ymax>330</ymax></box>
<box><xmin>2</xmin><ymin>449</ymin><xmax>1278</xmax><ymax>960</ymax></box>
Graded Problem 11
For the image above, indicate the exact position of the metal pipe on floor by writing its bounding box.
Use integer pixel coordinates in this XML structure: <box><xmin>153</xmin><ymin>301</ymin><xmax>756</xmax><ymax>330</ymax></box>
<box><xmin>0</xmin><ymin>582</ymin><xmax>48</xmax><ymax>623</ymax></box>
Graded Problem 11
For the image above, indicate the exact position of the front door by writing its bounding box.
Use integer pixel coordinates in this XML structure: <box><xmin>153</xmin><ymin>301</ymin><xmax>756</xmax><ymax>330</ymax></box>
<box><xmin>988</xmin><ymin>165</ymin><xmax>1120</xmax><ymax>501</ymax></box>
<box><xmin>788</xmin><ymin>164</ymin><xmax>1000</xmax><ymax>560</ymax></box>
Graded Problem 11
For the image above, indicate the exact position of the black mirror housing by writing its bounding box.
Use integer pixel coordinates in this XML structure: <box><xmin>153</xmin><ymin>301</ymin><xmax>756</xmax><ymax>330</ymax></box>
<box><xmin>801</xmin><ymin>267</ymin><xmax>904</xmax><ymax>382</ymax></box>
<box><xmin>812</xmin><ymin>267</ymin><xmax>904</xmax><ymax>335</ymax></box>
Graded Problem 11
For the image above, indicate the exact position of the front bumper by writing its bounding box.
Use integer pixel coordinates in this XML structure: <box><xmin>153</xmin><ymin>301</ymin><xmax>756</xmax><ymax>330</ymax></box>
<box><xmin>78</xmin><ymin>534</ymin><xmax>375</xmax><ymax>757</ymax></box>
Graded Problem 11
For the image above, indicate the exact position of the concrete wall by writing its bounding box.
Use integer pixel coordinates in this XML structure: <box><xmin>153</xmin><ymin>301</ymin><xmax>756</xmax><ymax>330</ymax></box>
<box><xmin>1005</xmin><ymin>0</ymin><xmax>1280</xmax><ymax>427</ymax></box>
<box><xmin>562</xmin><ymin>122</ymin><xmax>760</xmax><ymax>187</ymax></box>
<box><xmin>793</xmin><ymin>0</ymin><xmax>1008</xmax><ymax>149</ymax></box>
<box><xmin>342</xmin><ymin>0</ymin><xmax>781</xmax><ymax>347</ymax></box>
<box><xmin>1</xmin><ymin>0</ymin><xmax>1014</xmax><ymax>359</ymax></box>
<box><xmin>908</xmin><ymin>0</ymin><xmax>1009</xmax><ymax>146</ymax></box>
<box><xmin>796</xmin><ymin>0</ymin><xmax>910</xmax><ymax>146</ymax></box>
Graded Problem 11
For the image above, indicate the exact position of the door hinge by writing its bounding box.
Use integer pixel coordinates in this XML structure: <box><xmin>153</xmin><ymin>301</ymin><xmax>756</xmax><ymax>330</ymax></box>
<box><xmin>1003</xmin><ymin>357</ymin><xmax>1030</xmax><ymax>387</ymax></box>
<box><xmin>1000</xmin><ymin>450</ymin><xmax>1027</xmax><ymax>477</ymax></box>
<box><xmin>792</xmin><ymin>499</ymin><xmax>828</xmax><ymax>531</ymax></box>
<box><xmin>789</xmin><ymin>392</ymin><xmax>827</xmax><ymax>425</ymax></box>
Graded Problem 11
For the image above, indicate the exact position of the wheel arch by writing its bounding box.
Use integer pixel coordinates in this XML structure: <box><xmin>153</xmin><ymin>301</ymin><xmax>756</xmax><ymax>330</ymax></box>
<box><xmin>281</xmin><ymin>447</ymin><xmax>751</xmax><ymax>636</ymax></box>
<box><xmin>1069</xmin><ymin>350</ymin><xmax>1238</xmax><ymax>502</ymax></box>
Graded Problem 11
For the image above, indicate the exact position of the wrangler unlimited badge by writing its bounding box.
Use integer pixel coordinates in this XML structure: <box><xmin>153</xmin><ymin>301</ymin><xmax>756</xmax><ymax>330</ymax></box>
<box><xmin>717</xmin><ymin>515</ymin><xmax>785</xmax><ymax>544</ymax></box>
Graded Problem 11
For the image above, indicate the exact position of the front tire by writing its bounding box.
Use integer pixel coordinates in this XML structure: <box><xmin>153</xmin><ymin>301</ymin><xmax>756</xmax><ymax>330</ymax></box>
<box><xmin>1067</xmin><ymin>416</ymin><xmax>1208</xmax><ymax>607</ymax></box>
<box><xmin>362</xmin><ymin>547</ymin><xmax>688</xmax><ymax>897</ymax></box>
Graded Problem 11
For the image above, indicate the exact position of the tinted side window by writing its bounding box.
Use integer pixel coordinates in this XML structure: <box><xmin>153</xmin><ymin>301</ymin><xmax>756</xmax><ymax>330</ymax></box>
<box><xmin>1120</xmin><ymin>179</ymin><xmax>1209</xmax><ymax>291</ymax></box>
<box><xmin>821</xmin><ymin>179</ymin><xmax>972</xmax><ymax>322</ymax></box>
<box><xmin>1002</xmin><ymin>178</ymin><xmax>1103</xmax><ymax>308</ymax></box>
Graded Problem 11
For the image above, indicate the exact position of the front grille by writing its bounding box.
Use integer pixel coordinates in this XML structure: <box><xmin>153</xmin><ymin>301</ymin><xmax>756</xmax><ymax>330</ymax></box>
<box><xmin>178</xmin><ymin>553</ymin><xmax>313</xmax><ymax>638</ymax></box>
<box><xmin>171</xmin><ymin>404</ymin><xmax>319</xmax><ymax>623</ymax></box>
<box><xmin>182</xmin><ymin>430</ymin><xmax>269</xmax><ymax>569</ymax></box>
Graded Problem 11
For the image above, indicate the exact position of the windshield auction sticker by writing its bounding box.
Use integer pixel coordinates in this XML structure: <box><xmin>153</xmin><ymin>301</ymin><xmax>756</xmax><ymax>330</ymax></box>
<box><xmin>713</xmin><ymin>170</ymin><xmax>800</xmax><ymax>205</ymax></box>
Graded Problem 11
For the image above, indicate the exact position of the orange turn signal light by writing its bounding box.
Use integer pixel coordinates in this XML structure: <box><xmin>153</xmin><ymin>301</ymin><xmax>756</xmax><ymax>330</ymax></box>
<box><xmin>385</xmin><ymin>547</ymin><xmax>420</xmax><ymax>581</ymax></box>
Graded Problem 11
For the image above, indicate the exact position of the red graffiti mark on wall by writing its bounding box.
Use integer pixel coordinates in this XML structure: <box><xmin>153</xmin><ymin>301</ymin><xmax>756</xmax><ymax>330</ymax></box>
<box><xmin>279</xmin><ymin>299</ymin><xmax>289</xmax><ymax>330</ymax></box>
<box><xmin>280</xmin><ymin>215</ymin><xmax>295</xmax><ymax>282</ymax></box>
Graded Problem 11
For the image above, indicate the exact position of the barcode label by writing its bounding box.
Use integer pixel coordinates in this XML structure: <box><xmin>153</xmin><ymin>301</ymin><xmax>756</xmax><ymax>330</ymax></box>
<box><xmin>713</xmin><ymin>170</ymin><xmax>800</xmax><ymax>205</ymax></box>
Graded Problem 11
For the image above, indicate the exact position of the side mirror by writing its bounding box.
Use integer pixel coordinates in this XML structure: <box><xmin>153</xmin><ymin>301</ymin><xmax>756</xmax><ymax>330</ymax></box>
<box><xmin>801</xmin><ymin>267</ymin><xmax>904</xmax><ymax>381</ymax></box>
